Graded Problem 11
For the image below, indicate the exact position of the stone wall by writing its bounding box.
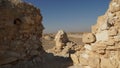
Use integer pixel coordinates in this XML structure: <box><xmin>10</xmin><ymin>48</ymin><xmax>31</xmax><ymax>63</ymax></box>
<box><xmin>71</xmin><ymin>0</ymin><xmax>120</xmax><ymax>68</ymax></box>
<box><xmin>0</xmin><ymin>0</ymin><xmax>45</xmax><ymax>68</ymax></box>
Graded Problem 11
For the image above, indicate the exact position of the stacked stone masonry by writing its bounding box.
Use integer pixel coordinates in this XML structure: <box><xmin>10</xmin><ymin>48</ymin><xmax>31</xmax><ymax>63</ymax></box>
<box><xmin>0</xmin><ymin>0</ymin><xmax>45</xmax><ymax>68</ymax></box>
<box><xmin>71</xmin><ymin>0</ymin><xmax>120</xmax><ymax>68</ymax></box>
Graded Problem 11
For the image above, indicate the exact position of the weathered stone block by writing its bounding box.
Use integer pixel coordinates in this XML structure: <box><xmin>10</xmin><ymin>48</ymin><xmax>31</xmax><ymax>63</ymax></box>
<box><xmin>88</xmin><ymin>57</ymin><xmax>100</xmax><ymax>68</ymax></box>
<box><xmin>82</xmin><ymin>33</ymin><xmax>96</xmax><ymax>44</ymax></box>
<box><xmin>54</xmin><ymin>30</ymin><xmax>69</xmax><ymax>51</ymax></box>
<box><xmin>100</xmin><ymin>57</ymin><xmax>115</xmax><ymax>68</ymax></box>
<box><xmin>95</xmin><ymin>30</ymin><xmax>109</xmax><ymax>41</ymax></box>
<box><xmin>84</xmin><ymin>44</ymin><xmax>92</xmax><ymax>51</ymax></box>
<box><xmin>105</xmin><ymin>39</ymin><xmax>115</xmax><ymax>46</ymax></box>
<box><xmin>108</xmin><ymin>27</ymin><xmax>118</xmax><ymax>36</ymax></box>
<box><xmin>71</xmin><ymin>54</ymin><xmax>79</xmax><ymax>65</ymax></box>
<box><xmin>79</xmin><ymin>53</ymin><xmax>89</xmax><ymax>66</ymax></box>
<box><xmin>0</xmin><ymin>0</ymin><xmax>45</xmax><ymax>67</ymax></box>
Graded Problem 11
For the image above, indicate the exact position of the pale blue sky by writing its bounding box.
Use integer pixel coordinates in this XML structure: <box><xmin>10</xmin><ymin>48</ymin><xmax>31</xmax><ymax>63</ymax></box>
<box><xmin>25</xmin><ymin>0</ymin><xmax>110</xmax><ymax>33</ymax></box>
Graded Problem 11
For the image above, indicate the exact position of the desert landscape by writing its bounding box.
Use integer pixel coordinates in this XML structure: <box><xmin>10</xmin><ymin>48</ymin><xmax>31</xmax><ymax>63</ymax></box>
<box><xmin>42</xmin><ymin>32</ymin><xmax>84</xmax><ymax>50</ymax></box>
<box><xmin>0</xmin><ymin>0</ymin><xmax>120</xmax><ymax>68</ymax></box>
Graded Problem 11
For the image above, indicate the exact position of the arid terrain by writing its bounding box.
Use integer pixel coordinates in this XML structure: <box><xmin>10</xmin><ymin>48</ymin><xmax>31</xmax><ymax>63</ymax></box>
<box><xmin>42</xmin><ymin>32</ymin><xmax>84</xmax><ymax>50</ymax></box>
<box><xmin>0</xmin><ymin>0</ymin><xmax>120</xmax><ymax>68</ymax></box>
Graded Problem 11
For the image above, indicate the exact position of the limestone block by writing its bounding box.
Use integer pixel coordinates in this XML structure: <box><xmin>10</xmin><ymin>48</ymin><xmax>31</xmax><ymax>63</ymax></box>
<box><xmin>105</xmin><ymin>39</ymin><xmax>115</xmax><ymax>46</ymax></box>
<box><xmin>88</xmin><ymin>57</ymin><xmax>100</xmax><ymax>68</ymax></box>
<box><xmin>106</xmin><ymin>46</ymin><xmax>115</xmax><ymax>50</ymax></box>
<box><xmin>96</xmin><ymin>15</ymin><xmax>106</xmax><ymax>27</ymax></box>
<box><xmin>71</xmin><ymin>54</ymin><xmax>79</xmax><ymax>65</ymax></box>
<box><xmin>61</xmin><ymin>45</ymin><xmax>72</xmax><ymax>55</ymax></box>
<box><xmin>92</xmin><ymin>43</ymin><xmax>107</xmax><ymax>54</ymax></box>
<box><xmin>79</xmin><ymin>53</ymin><xmax>89</xmax><ymax>66</ymax></box>
<box><xmin>73</xmin><ymin>45</ymin><xmax>83</xmax><ymax>51</ymax></box>
<box><xmin>82</xmin><ymin>33</ymin><xmax>96</xmax><ymax>44</ymax></box>
<box><xmin>96</xmin><ymin>30</ymin><xmax>109</xmax><ymax>41</ymax></box>
<box><xmin>99</xmin><ymin>22</ymin><xmax>110</xmax><ymax>31</ymax></box>
<box><xmin>109</xmin><ymin>1</ymin><xmax>120</xmax><ymax>13</ymax></box>
<box><xmin>114</xmin><ymin>35</ymin><xmax>120</xmax><ymax>42</ymax></box>
<box><xmin>54</xmin><ymin>30</ymin><xmax>69</xmax><ymax>43</ymax></box>
<box><xmin>54</xmin><ymin>30</ymin><xmax>69</xmax><ymax>50</ymax></box>
<box><xmin>100</xmin><ymin>57</ymin><xmax>115</xmax><ymax>68</ymax></box>
<box><xmin>108</xmin><ymin>27</ymin><xmax>118</xmax><ymax>36</ymax></box>
<box><xmin>84</xmin><ymin>44</ymin><xmax>92</xmax><ymax>51</ymax></box>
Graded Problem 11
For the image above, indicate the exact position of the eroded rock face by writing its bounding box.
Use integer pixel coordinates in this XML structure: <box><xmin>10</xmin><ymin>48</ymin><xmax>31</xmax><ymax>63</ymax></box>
<box><xmin>0</xmin><ymin>0</ymin><xmax>44</xmax><ymax>68</ymax></box>
<box><xmin>71</xmin><ymin>0</ymin><xmax>120</xmax><ymax>68</ymax></box>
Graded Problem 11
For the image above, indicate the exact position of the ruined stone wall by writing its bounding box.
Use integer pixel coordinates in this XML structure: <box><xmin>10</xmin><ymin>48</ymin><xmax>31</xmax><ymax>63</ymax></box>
<box><xmin>71</xmin><ymin>0</ymin><xmax>120</xmax><ymax>68</ymax></box>
<box><xmin>0</xmin><ymin>0</ymin><xmax>45</xmax><ymax>68</ymax></box>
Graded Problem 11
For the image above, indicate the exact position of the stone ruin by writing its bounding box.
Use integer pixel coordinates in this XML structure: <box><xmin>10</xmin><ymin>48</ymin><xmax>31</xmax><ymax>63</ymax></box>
<box><xmin>70</xmin><ymin>0</ymin><xmax>120</xmax><ymax>68</ymax></box>
<box><xmin>1</xmin><ymin>0</ymin><xmax>120</xmax><ymax>68</ymax></box>
<box><xmin>0</xmin><ymin>0</ymin><xmax>45</xmax><ymax>68</ymax></box>
<box><xmin>47</xmin><ymin>30</ymin><xmax>83</xmax><ymax>57</ymax></box>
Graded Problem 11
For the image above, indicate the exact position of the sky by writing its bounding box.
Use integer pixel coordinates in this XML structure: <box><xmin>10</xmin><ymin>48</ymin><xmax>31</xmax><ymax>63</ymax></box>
<box><xmin>24</xmin><ymin>0</ymin><xmax>110</xmax><ymax>33</ymax></box>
